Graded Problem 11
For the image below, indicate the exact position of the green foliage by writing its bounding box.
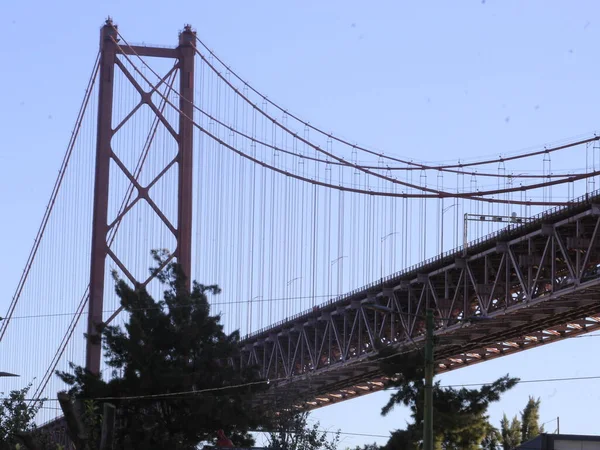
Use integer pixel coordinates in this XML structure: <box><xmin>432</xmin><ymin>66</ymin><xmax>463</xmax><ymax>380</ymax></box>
<box><xmin>500</xmin><ymin>414</ymin><xmax>522</xmax><ymax>450</ymax></box>
<box><xmin>481</xmin><ymin>422</ymin><xmax>502</xmax><ymax>450</ymax></box>
<box><xmin>57</xmin><ymin>252</ymin><xmax>269</xmax><ymax>450</ymax></box>
<box><xmin>498</xmin><ymin>396</ymin><xmax>543</xmax><ymax>449</ymax></box>
<box><xmin>377</xmin><ymin>348</ymin><xmax>518</xmax><ymax>450</ymax></box>
<box><xmin>267</xmin><ymin>412</ymin><xmax>340</xmax><ymax>450</ymax></box>
<box><xmin>0</xmin><ymin>383</ymin><xmax>44</xmax><ymax>450</ymax></box>
<box><xmin>520</xmin><ymin>396</ymin><xmax>541</xmax><ymax>443</ymax></box>
<box><xmin>382</xmin><ymin>430</ymin><xmax>419</xmax><ymax>450</ymax></box>
<box><xmin>81</xmin><ymin>400</ymin><xmax>102</xmax><ymax>447</ymax></box>
<box><xmin>347</xmin><ymin>443</ymin><xmax>381</xmax><ymax>450</ymax></box>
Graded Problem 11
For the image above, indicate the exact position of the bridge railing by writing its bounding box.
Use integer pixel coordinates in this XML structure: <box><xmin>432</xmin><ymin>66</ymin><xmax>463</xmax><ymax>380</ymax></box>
<box><xmin>243</xmin><ymin>189</ymin><xmax>600</xmax><ymax>341</ymax></box>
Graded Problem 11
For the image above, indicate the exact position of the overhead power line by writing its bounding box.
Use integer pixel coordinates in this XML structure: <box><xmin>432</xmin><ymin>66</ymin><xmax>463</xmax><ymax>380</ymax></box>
<box><xmin>11</xmin><ymin>347</ymin><xmax>600</xmax><ymax>403</ymax></box>
<box><xmin>440</xmin><ymin>374</ymin><xmax>600</xmax><ymax>388</ymax></box>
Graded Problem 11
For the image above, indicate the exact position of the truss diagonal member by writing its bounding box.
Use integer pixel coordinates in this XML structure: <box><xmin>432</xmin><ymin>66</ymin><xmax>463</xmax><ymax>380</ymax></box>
<box><xmin>466</xmin><ymin>263</ymin><xmax>488</xmax><ymax>313</ymax></box>
<box><xmin>107</xmin><ymin>70</ymin><xmax>177</xmax><ymax>241</ymax></box>
<box><xmin>360</xmin><ymin>308</ymin><xmax>377</xmax><ymax>350</ymax></box>
<box><xmin>316</xmin><ymin>322</ymin><xmax>330</xmax><ymax>369</ymax></box>
<box><xmin>107</xmin><ymin>195</ymin><xmax>141</xmax><ymax>231</ymax></box>
<box><xmin>113</xmin><ymin>57</ymin><xmax>179</xmax><ymax>140</ymax></box>
<box><xmin>112</xmin><ymin>64</ymin><xmax>179</xmax><ymax>135</ymax></box>
<box><xmin>532</xmin><ymin>237</ymin><xmax>551</xmax><ymax>295</ymax></box>
<box><xmin>554</xmin><ymin>229</ymin><xmax>577</xmax><ymax>280</ymax></box>
<box><xmin>329</xmin><ymin>318</ymin><xmax>343</xmax><ymax>361</ymax></box>
<box><xmin>427</xmin><ymin>279</ymin><xmax>440</xmax><ymax>309</ymax></box>
<box><xmin>103</xmin><ymin>251</ymin><xmax>176</xmax><ymax>327</ymax></box>
<box><xmin>141</xmin><ymin>250</ymin><xmax>175</xmax><ymax>289</ymax></box>
<box><xmin>106</xmin><ymin>248</ymin><xmax>138</xmax><ymax>287</ymax></box>
<box><xmin>106</xmin><ymin>154</ymin><xmax>178</xmax><ymax>232</ymax></box>
<box><xmin>277</xmin><ymin>339</ymin><xmax>291</xmax><ymax>378</ymax></box>
<box><xmin>415</xmin><ymin>285</ymin><xmax>426</xmax><ymax>322</ymax></box>
<box><xmin>392</xmin><ymin>294</ymin><xmax>413</xmax><ymax>342</ymax></box>
<box><xmin>579</xmin><ymin>216</ymin><xmax>600</xmax><ymax>278</ymax></box>
<box><xmin>112</xmin><ymin>101</ymin><xmax>143</xmax><ymax>136</ymax></box>
<box><xmin>449</xmin><ymin>269</ymin><xmax>465</xmax><ymax>317</ymax></box>
<box><xmin>146</xmin><ymin>156</ymin><xmax>178</xmax><ymax>191</ymax></box>
<box><xmin>290</xmin><ymin>334</ymin><xmax>302</xmax><ymax>374</ymax></box>
<box><xmin>378</xmin><ymin>298</ymin><xmax>392</xmax><ymax>336</ymax></box>
<box><xmin>266</xmin><ymin>344</ymin><xmax>276</xmax><ymax>377</ymax></box>
<box><xmin>302</xmin><ymin>329</ymin><xmax>316</xmax><ymax>369</ymax></box>
<box><xmin>343</xmin><ymin>313</ymin><xmax>360</xmax><ymax>360</ymax></box>
<box><xmin>109</xmin><ymin>151</ymin><xmax>177</xmax><ymax>236</ymax></box>
<box><xmin>483</xmin><ymin>255</ymin><xmax>502</xmax><ymax>310</ymax></box>
<box><xmin>508</xmin><ymin>247</ymin><xmax>530</xmax><ymax>302</ymax></box>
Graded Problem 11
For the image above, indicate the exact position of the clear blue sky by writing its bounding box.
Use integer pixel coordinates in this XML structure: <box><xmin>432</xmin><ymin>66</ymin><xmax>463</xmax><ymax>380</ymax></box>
<box><xmin>2</xmin><ymin>0</ymin><xmax>600</xmax><ymax>447</ymax></box>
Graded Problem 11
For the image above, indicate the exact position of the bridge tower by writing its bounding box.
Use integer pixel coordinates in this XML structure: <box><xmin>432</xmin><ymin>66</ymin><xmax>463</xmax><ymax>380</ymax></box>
<box><xmin>86</xmin><ymin>20</ymin><xmax>196</xmax><ymax>374</ymax></box>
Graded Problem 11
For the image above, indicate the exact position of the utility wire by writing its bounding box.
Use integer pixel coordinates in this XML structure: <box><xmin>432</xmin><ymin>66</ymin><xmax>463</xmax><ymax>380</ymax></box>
<box><xmin>10</xmin><ymin>349</ymin><xmax>600</xmax><ymax>403</ymax></box>
<box><xmin>440</xmin><ymin>374</ymin><xmax>600</xmax><ymax>388</ymax></box>
<box><xmin>255</xmin><ymin>429</ymin><xmax>390</xmax><ymax>439</ymax></box>
<box><xmin>0</xmin><ymin>294</ymin><xmax>336</xmax><ymax>320</ymax></box>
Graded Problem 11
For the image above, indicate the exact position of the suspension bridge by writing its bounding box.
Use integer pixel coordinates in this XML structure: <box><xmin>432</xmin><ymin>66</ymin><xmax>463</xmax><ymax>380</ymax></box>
<box><xmin>2</xmin><ymin>20</ymin><xmax>600</xmax><ymax>429</ymax></box>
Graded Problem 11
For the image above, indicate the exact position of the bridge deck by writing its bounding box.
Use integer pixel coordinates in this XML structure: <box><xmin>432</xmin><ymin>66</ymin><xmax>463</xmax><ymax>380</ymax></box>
<box><xmin>240</xmin><ymin>191</ymin><xmax>600</xmax><ymax>409</ymax></box>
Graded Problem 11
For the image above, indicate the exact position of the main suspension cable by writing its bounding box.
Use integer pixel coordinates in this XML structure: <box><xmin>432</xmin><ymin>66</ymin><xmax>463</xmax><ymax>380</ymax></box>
<box><xmin>193</xmin><ymin>34</ymin><xmax>600</xmax><ymax>171</ymax></box>
<box><xmin>109</xmin><ymin>31</ymin><xmax>598</xmax><ymax>204</ymax></box>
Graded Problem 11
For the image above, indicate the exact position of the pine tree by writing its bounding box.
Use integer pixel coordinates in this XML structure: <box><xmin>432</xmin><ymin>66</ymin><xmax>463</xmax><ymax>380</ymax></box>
<box><xmin>57</xmin><ymin>251</ymin><xmax>269</xmax><ymax>450</ymax></box>
<box><xmin>482</xmin><ymin>421</ymin><xmax>502</xmax><ymax>450</ymax></box>
<box><xmin>500</xmin><ymin>414</ymin><xmax>522</xmax><ymax>450</ymax></box>
<box><xmin>377</xmin><ymin>348</ymin><xmax>518</xmax><ymax>450</ymax></box>
<box><xmin>520</xmin><ymin>396</ymin><xmax>541</xmax><ymax>443</ymax></box>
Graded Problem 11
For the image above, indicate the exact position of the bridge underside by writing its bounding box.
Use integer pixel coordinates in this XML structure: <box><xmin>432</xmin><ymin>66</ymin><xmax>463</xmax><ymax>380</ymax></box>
<box><xmin>241</xmin><ymin>194</ymin><xmax>600</xmax><ymax>410</ymax></box>
<box><xmin>38</xmin><ymin>195</ymin><xmax>600</xmax><ymax>443</ymax></box>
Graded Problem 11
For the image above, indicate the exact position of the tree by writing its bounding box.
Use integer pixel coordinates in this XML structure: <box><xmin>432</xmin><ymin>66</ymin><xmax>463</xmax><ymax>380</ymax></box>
<box><xmin>382</xmin><ymin>429</ymin><xmax>419</xmax><ymax>450</ymax></box>
<box><xmin>500</xmin><ymin>414</ymin><xmax>521</xmax><ymax>450</ymax></box>
<box><xmin>348</xmin><ymin>443</ymin><xmax>381</xmax><ymax>450</ymax></box>
<box><xmin>57</xmin><ymin>251</ymin><xmax>269</xmax><ymax>450</ymax></box>
<box><xmin>0</xmin><ymin>383</ymin><xmax>44</xmax><ymax>450</ymax></box>
<box><xmin>481</xmin><ymin>421</ymin><xmax>502</xmax><ymax>450</ymax></box>
<box><xmin>520</xmin><ymin>396</ymin><xmax>541</xmax><ymax>443</ymax></box>
<box><xmin>377</xmin><ymin>348</ymin><xmax>518</xmax><ymax>450</ymax></box>
<box><xmin>266</xmin><ymin>411</ymin><xmax>340</xmax><ymax>450</ymax></box>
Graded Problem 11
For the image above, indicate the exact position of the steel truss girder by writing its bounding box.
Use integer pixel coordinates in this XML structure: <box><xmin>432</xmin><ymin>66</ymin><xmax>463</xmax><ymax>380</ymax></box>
<box><xmin>240</xmin><ymin>195</ymin><xmax>600</xmax><ymax>410</ymax></box>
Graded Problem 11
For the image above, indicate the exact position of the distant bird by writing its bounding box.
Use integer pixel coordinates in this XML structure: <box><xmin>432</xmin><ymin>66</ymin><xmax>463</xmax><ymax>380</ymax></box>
<box><xmin>216</xmin><ymin>429</ymin><xmax>234</xmax><ymax>447</ymax></box>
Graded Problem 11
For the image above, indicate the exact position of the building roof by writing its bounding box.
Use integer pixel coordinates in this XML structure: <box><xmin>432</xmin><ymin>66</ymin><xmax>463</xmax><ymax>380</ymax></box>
<box><xmin>518</xmin><ymin>434</ymin><xmax>600</xmax><ymax>450</ymax></box>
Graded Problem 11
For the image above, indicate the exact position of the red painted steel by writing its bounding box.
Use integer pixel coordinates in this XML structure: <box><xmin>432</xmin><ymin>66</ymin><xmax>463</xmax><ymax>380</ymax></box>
<box><xmin>176</xmin><ymin>25</ymin><xmax>196</xmax><ymax>292</ymax></box>
<box><xmin>86</xmin><ymin>21</ymin><xmax>117</xmax><ymax>374</ymax></box>
<box><xmin>86</xmin><ymin>21</ymin><xmax>196</xmax><ymax>374</ymax></box>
